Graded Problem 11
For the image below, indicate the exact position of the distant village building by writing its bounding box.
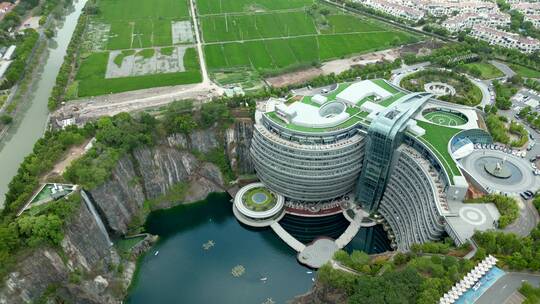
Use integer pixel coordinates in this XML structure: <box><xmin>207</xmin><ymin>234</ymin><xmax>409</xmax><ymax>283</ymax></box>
<box><xmin>0</xmin><ymin>1</ymin><xmax>15</xmax><ymax>20</ymax></box>
<box><xmin>360</xmin><ymin>0</ymin><xmax>425</xmax><ymax>21</ymax></box>
<box><xmin>511</xmin><ymin>2</ymin><xmax>540</xmax><ymax>15</ymax></box>
<box><xmin>442</xmin><ymin>12</ymin><xmax>510</xmax><ymax>33</ymax></box>
<box><xmin>2</xmin><ymin>45</ymin><xmax>16</xmax><ymax>61</ymax></box>
<box><xmin>525</xmin><ymin>14</ymin><xmax>540</xmax><ymax>28</ymax></box>
<box><xmin>470</xmin><ymin>25</ymin><xmax>540</xmax><ymax>53</ymax></box>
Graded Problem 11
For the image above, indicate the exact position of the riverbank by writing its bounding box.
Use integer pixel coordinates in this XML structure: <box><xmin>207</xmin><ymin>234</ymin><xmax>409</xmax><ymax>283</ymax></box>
<box><xmin>0</xmin><ymin>0</ymin><xmax>88</xmax><ymax>207</ymax></box>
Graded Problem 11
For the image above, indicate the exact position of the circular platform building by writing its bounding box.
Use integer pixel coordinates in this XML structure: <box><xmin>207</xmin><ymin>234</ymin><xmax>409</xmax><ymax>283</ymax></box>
<box><xmin>233</xmin><ymin>183</ymin><xmax>285</xmax><ymax>227</ymax></box>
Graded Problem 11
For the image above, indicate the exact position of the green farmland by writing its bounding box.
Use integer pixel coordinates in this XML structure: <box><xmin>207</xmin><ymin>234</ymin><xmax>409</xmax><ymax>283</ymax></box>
<box><xmin>196</xmin><ymin>0</ymin><xmax>314</xmax><ymax>15</ymax></box>
<box><xmin>97</xmin><ymin>0</ymin><xmax>190</xmax><ymax>50</ymax></box>
<box><xmin>76</xmin><ymin>48</ymin><xmax>201</xmax><ymax>97</ymax></box>
<box><xmin>204</xmin><ymin>31</ymin><xmax>414</xmax><ymax>72</ymax></box>
<box><xmin>72</xmin><ymin>0</ymin><xmax>202</xmax><ymax>97</ymax></box>
<box><xmin>198</xmin><ymin>0</ymin><xmax>420</xmax><ymax>75</ymax></box>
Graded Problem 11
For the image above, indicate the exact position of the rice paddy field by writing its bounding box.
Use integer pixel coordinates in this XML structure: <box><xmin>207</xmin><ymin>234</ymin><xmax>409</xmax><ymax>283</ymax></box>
<box><xmin>73</xmin><ymin>0</ymin><xmax>201</xmax><ymax>97</ymax></box>
<box><xmin>199</xmin><ymin>0</ymin><xmax>420</xmax><ymax>74</ymax></box>
<box><xmin>99</xmin><ymin>0</ymin><xmax>190</xmax><ymax>50</ymax></box>
<box><xmin>72</xmin><ymin>0</ymin><xmax>421</xmax><ymax>97</ymax></box>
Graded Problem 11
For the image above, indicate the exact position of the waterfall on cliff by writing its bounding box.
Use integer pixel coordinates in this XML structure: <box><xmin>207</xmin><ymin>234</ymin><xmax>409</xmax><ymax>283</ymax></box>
<box><xmin>81</xmin><ymin>190</ymin><xmax>113</xmax><ymax>246</ymax></box>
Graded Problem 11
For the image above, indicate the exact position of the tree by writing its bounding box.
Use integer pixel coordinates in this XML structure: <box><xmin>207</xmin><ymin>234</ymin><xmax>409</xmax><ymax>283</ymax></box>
<box><xmin>0</xmin><ymin>114</ymin><xmax>13</xmax><ymax>125</ymax></box>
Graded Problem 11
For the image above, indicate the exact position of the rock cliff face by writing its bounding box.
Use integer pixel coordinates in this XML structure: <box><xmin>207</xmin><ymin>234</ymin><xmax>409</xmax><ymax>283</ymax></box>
<box><xmin>89</xmin><ymin>122</ymin><xmax>253</xmax><ymax>236</ymax></box>
<box><xmin>0</xmin><ymin>202</ymin><xmax>120</xmax><ymax>304</ymax></box>
<box><xmin>291</xmin><ymin>281</ymin><xmax>348</xmax><ymax>304</ymax></box>
<box><xmin>0</xmin><ymin>121</ymin><xmax>255</xmax><ymax>303</ymax></box>
<box><xmin>225</xmin><ymin>119</ymin><xmax>254</xmax><ymax>175</ymax></box>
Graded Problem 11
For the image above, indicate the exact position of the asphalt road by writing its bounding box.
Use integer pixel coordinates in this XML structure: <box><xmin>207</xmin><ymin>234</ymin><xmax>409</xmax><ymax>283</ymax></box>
<box><xmin>476</xmin><ymin>272</ymin><xmax>540</xmax><ymax>304</ymax></box>
<box><xmin>504</xmin><ymin>197</ymin><xmax>540</xmax><ymax>237</ymax></box>
<box><xmin>490</xmin><ymin>60</ymin><xmax>517</xmax><ymax>78</ymax></box>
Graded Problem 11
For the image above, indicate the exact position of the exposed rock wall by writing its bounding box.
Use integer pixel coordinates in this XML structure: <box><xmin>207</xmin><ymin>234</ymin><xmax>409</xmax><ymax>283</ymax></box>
<box><xmin>89</xmin><ymin>122</ymin><xmax>253</xmax><ymax>236</ymax></box>
<box><xmin>291</xmin><ymin>281</ymin><xmax>348</xmax><ymax>304</ymax></box>
<box><xmin>89</xmin><ymin>156</ymin><xmax>145</xmax><ymax>236</ymax></box>
<box><xmin>0</xmin><ymin>202</ymin><xmax>120</xmax><ymax>304</ymax></box>
<box><xmin>0</xmin><ymin>122</ymin><xmax>254</xmax><ymax>303</ymax></box>
<box><xmin>226</xmin><ymin>120</ymin><xmax>254</xmax><ymax>175</ymax></box>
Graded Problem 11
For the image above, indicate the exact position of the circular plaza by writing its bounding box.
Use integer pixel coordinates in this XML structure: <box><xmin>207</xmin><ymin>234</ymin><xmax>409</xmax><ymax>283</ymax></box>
<box><xmin>233</xmin><ymin>183</ymin><xmax>285</xmax><ymax>227</ymax></box>
<box><xmin>459</xmin><ymin>149</ymin><xmax>540</xmax><ymax>194</ymax></box>
<box><xmin>422</xmin><ymin>108</ymin><xmax>468</xmax><ymax>127</ymax></box>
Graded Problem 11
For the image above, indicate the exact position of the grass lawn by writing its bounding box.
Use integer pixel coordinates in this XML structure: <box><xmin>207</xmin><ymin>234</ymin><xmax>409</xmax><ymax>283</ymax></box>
<box><xmin>510</xmin><ymin>64</ymin><xmax>540</xmax><ymax>78</ymax></box>
<box><xmin>463</xmin><ymin>62</ymin><xmax>504</xmax><ymax>80</ymax></box>
<box><xmin>116</xmin><ymin>236</ymin><xmax>145</xmax><ymax>253</ymax></box>
<box><xmin>76</xmin><ymin>48</ymin><xmax>202</xmax><ymax>97</ymax></box>
<box><xmin>416</xmin><ymin>120</ymin><xmax>462</xmax><ymax>180</ymax></box>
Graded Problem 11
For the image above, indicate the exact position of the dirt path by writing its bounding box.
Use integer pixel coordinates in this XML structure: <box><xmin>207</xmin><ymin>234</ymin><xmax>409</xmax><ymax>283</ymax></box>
<box><xmin>320</xmin><ymin>48</ymin><xmax>399</xmax><ymax>75</ymax></box>
<box><xmin>52</xmin><ymin>82</ymin><xmax>222</xmax><ymax>124</ymax></box>
<box><xmin>41</xmin><ymin>139</ymin><xmax>91</xmax><ymax>181</ymax></box>
<box><xmin>265</xmin><ymin>48</ymin><xmax>401</xmax><ymax>87</ymax></box>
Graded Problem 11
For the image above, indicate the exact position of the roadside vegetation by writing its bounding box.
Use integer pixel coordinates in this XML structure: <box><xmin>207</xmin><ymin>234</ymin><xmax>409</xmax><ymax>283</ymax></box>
<box><xmin>519</xmin><ymin>106</ymin><xmax>540</xmax><ymax>131</ymax></box>
<box><xmin>486</xmin><ymin>114</ymin><xmax>528</xmax><ymax>148</ymax></box>
<box><xmin>320</xmin><ymin>250</ymin><xmax>475</xmax><ymax>304</ymax></box>
<box><xmin>458</xmin><ymin>61</ymin><xmax>504</xmax><ymax>80</ymax></box>
<box><xmin>472</xmin><ymin>197</ymin><xmax>540</xmax><ymax>271</ymax></box>
<box><xmin>520</xmin><ymin>282</ymin><xmax>540</xmax><ymax>304</ymax></box>
<box><xmin>0</xmin><ymin>29</ymin><xmax>39</xmax><ymax>90</ymax></box>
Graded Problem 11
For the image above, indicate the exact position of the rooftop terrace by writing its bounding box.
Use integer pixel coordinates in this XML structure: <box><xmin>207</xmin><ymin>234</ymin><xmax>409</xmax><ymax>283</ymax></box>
<box><xmin>263</xmin><ymin>80</ymin><xmax>405</xmax><ymax>134</ymax></box>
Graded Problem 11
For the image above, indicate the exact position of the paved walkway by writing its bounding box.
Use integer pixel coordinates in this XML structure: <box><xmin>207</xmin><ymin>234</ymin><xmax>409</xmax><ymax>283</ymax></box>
<box><xmin>270</xmin><ymin>222</ymin><xmax>305</xmax><ymax>252</ymax></box>
<box><xmin>298</xmin><ymin>238</ymin><xmax>338</xmax><ymax>268</ymax></box>
<box><xmin>335</xmin><ymin>211</ymin><xmax>366</xmax><ymax>248</ymax></box>
<box><xmin>189</xmin><ymin>0</ymin><xmax>209</xmax><ymax>85</ymax></box>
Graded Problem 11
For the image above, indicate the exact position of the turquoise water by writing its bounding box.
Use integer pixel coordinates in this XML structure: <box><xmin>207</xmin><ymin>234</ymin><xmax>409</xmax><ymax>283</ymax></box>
<box><xmin>126</xmin><ymin>193</ymin><xmax>315</xmax><ymax>304</ymax></box>
<box><xmin>456</xmin><ymin>267</ymin><xmax>505</xmax><ymax>304</ymax></box>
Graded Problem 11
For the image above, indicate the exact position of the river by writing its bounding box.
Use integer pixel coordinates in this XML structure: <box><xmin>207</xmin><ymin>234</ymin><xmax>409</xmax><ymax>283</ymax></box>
<box><xmin>0</xmin><ymin>0</ymin><xmax>87</xmax><ymax>206</ymax></box>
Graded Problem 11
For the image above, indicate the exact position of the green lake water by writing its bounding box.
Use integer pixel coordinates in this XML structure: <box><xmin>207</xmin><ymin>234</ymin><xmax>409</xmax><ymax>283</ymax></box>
<box><xmin>126</xmin><ymin>193</ymin><xmax>315</xmax><ymax>304</ymax></box>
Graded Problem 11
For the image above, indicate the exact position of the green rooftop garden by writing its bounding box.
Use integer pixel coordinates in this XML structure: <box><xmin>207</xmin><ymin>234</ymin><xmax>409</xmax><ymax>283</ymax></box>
<box><xmin>371</xmin><ymin>79</ymin><xmax>399</xmax><ymax>94</ymax></box>
<box><xmin>266</xmin><ymin>80</ymin><xmax>405</xmax><ymax>133</ymax></box>
<box><xmin>266</xmin><ymin>111</ymin><xmax>365</xmax><ymax>133</ymax></box>
<box><xmin>416</xmin><ymin>120</ymin><xmax>462</xmax><ymax>181</ymax></box>
<box><xmin>243</xmin><ymin>187</ymin><xmax>277</xmax><ymax>212</ymax></box>
<box><xmin>380</xmin><ymin>92</ymin><xmax>407</xmax><ymax>107</ymax></box>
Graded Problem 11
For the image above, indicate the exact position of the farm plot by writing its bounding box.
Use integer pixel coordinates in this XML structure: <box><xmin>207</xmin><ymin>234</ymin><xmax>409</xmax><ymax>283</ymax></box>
<box><xmin>204</xmin><ymin>30</ymin><xmax>415</xmax><ymax>72</ymax></box>
<box><xmin>200</xmin><ymin>3</ymin><xmax>420</xmax><ymax>75</ymax></box>
<box><xmin>196</xmin><ymin>0</ymin><xmax>314</xmax><ymax>15</ymax></box>
<box><xmin>76</xmin><ymin>48</ymin><xmax>201</xmax><ymax>97</ymax></box>
<box><xmin>72</xmin><ymin>0</ymin><xmax>201</xmax><ymax>97</ymax></box>
<box><xmin>200</xmin><ymin>11</ymin><xmax>317</xmax><ymax>42</ymax></box>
